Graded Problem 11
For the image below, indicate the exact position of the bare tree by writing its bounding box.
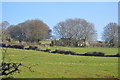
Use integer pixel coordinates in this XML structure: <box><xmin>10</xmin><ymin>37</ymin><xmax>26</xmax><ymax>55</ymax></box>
<box><xmin>7</xmin><ymin>25</ymin><xmax>25</xmax><ymax>42</ymax></box>
<box><xmin>102</xmin><ymin>22</ymin><xmax>118</xmax><ymax>47</ymax></box>
<box><xmin>0</xmin><ymin>21</ymin><xmax>11</xmax><ymax>42</ymax></box>
<box><xmin>7</xmin><ymin>19</ymin><xmax>51</xmax><ymax>43</ymax></box>
<box><xmin>20</xmin><ymin>19</ymin><xmax>51</xmax><ymax>42</ymax></box>
<box><xmin>54</xmin><ymin>18</ymin><xmax>97</xmax><ymax>44</ymax></box>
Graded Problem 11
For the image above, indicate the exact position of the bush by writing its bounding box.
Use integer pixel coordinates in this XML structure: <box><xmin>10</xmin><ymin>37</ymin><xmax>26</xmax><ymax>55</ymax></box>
<box><xmin>29</xmin><ymin>46</ymin><xmax>38</xmax><ymax>50</ymax></box>
<box><xmin>84</xmin><ymin>52</ymin><xmax>105</xmax><ymax>56</ymax></box>
<box><xmin>115</xmin><ymin>53</ymin><xmax>120</xmax><ymax>57</ymax></box>
<box><xmin>12</xmin><ymin>45</ymin><xmax>24</xmax><ymax>49</ymax></box>
<box><xmin>41</xmin><ymin>49</ymin><xmax>51</xmax><ymax>52</ymax></box>
<box><xmin>51</xmin><ymin>49</ymin><xmax>76</xmax><ymax>55</ymax></box>
<box><xmin>0</xmin><ymin>43</ymin><xmax>6</xmax><ymax>47</ymax></box>
<box><xmin>25</xmin><ymin>46</ymin><xmax>38</xmax><ymax>50</ymax></box>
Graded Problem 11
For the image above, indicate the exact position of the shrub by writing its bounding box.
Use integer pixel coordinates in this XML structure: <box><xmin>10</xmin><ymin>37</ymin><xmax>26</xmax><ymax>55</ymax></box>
<box><xmin>51</xmin><ymin>49</ymin><xmax>76</xmax><ymax>55</ymax></box>
<box><xmin>29</xmin><ymin>46</ymin><xmax>38</xmax><ymax>50</ymax></box>
<box><xmin>84</xmin><ymin>52</ymin><xmax>105</xmax><ymax>56</ymax></box>
<box><xmin>115</xmin><ymin>53</ymin><xmax>120</xmax><ymax>57</ymax></box>
<box><xmin>12</xmin><ymin>45</ymin><xmax>24</xmax><ymax>49</ymax></box>
<box><xmin>0</xmin><ymin>43</ymin><xmax>6</xmax><ymax>47</ymax></box>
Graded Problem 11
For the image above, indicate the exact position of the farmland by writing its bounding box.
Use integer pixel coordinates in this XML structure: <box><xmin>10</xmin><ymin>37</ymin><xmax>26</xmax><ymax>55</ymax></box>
<box><xmin>1</xmin><ymin>46</ymin><xmax>119</xmax><ymax>78</ymax></box>
<box><xmin>1</xmin><ymin>2</ymin><xmax>119</xmax><ymax>79</ymax></box>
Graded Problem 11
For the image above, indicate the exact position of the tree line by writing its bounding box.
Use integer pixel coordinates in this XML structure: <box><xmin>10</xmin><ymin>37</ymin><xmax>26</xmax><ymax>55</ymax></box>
<box><xmin>0</xmin><ymin>18</ymin><xmax>119</xmax><ymax>47</ymax></box>
<box><xmin>0</xmin><ymin>19</ymin><xmax>51</xmax><ymax>43</ymax></box>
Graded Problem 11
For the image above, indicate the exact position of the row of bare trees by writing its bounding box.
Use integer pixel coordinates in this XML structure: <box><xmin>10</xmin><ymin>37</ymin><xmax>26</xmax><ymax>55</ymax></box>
<box><xmin>0</xmin><ymin>18</ymin><xmax>119</xmax><ymax>47</ymax></box>
<box><xmin>53</xmin><ymin>18</ymin><xmax>119</xmax><ymax>47</ymax></box>
<box><xmin>0</xmin><ymin>19</ymin><xmax>51</xmax><ymax>43</ymax></box>
<box><xmin>53</xmin><ymin>18</ymin><xmax>97</xmax><ymax>44</ymax></box>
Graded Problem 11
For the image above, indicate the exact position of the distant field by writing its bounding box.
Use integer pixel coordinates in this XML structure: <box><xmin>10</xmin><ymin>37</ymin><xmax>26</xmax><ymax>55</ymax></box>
<box><xmin>38</xmin><ymin>45</ymin><xmax>118</xmax><ymax>55</ymax></box>
<box><xmin>2</xmin><ymin>47</ymin><xmax>119</xmax><ymax>78</ymax></box>
<box><xmin>39</xmin><ymin>40</ymin><xmax>118</xmax><ymax>55</ymax></box>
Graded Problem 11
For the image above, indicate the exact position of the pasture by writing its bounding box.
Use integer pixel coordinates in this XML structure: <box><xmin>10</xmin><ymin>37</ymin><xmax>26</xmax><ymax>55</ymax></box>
<box><xmin>38</xmin><ymin>45</ymin><xmax>118</xmax><ymax>55</ymax></box>
<box><xmin>1</xmin><ymin>46</ymin><xmax>119</xmax><ymax>78</ymax></box>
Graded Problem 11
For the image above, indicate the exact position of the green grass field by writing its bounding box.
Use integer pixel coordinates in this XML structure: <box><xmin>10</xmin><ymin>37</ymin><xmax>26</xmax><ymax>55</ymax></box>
<box><xmin>1</xmin><ymin>46</ymin><xmax>119</xmax><ymax>78</ymax></box>
<box><xmin>38</xmin><ymin>45</ymin><xmax>118</xmax><ymax>55</ymax></box>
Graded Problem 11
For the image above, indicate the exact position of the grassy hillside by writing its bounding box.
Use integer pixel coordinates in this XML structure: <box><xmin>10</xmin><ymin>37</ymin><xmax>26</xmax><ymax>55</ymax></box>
<box><xmin>2</xmin><ymin>48</ymin><xmax>119</xmax><ymax>78</ymax></box>
<box><xmin>38</xmin><ymin>45</ymin><xmax>118</xmax><ymax>55</ymax></box>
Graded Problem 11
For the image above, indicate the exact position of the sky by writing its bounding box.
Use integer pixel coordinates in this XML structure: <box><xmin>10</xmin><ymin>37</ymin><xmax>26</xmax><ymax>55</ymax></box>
<box><xmin>1</xmin><ymin>2</ymin><xmax>118</xmax><ymax>41</ymax></box>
